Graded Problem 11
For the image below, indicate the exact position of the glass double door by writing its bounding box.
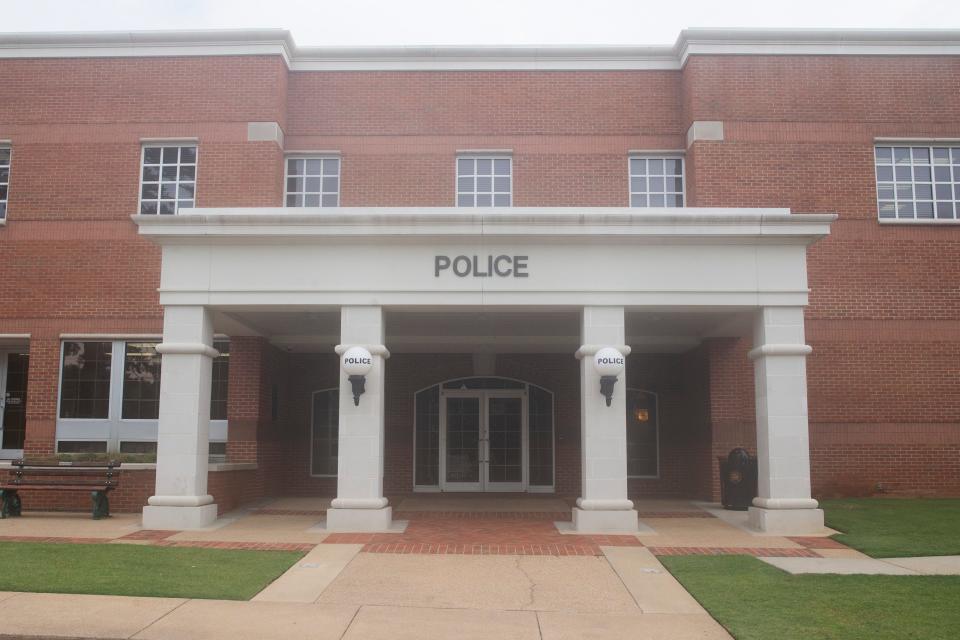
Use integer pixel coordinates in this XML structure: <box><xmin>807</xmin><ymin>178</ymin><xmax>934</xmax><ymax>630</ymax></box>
<box><xmin>0</xmin><ymin>351</ymin><xmax>29</xmax><ymax>459</ymax></box>
<box><xmin>440</xmin><ymin>390</ymin><xmax>526</xmax><ymax>492</ymax></box>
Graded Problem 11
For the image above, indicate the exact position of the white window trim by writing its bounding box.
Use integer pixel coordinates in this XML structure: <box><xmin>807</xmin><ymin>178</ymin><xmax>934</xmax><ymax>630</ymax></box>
<box><xmin>627</xmin><ymin>154</ymin><xmax>686</xmax><ymax>208</ymax></box>
<box><xmin>55</xmin><ymin>338</ymin><xmax>228</xmax><ymax>454</ymax></box>
<box><xmin>138</xmin><ymin>142</ymin><xmax>199</xmax><ymax>216</ymax></box>
<box><xmin>455</xmin><ymin>154</ymin><xmax>513</xmax><ymax>207</ymax></box>
<box><xmin>284</xmin><ymin>155</ymin><xmax>341</xmax><ymax>208</ymax></box>
<box><xmin>0</xmin><ymin>143</ymin><xmax>10</xmax><ymax>225</ymax></box>
<box><xmin>626</xmin><ymin>388</ymin><xmax>660</xmax><ymax>479</ymax></box>
<box><xmin>874</xmin><ymin>142</ymin><xmax>960</xmax><ymax>225</ymax></box>
<box><xmin>309</xmin><ymin>387</ymin><xmax>338</xmax><ymax>477</ymax></box>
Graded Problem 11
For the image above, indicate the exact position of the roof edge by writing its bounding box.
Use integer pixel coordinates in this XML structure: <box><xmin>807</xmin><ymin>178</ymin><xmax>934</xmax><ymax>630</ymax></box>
<box><xmin>0</xmin><ymin>28</ymin><xmax>959</xmax><ymax>70</ymax></box>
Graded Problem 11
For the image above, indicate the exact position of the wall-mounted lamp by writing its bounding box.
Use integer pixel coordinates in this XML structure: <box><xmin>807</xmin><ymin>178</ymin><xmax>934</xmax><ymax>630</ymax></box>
<box><xmin>341</xmin><ymin>346</ymin><xmax>374</xmax><ymax>406</ymax></box>
<box><xmin>593</xmin><ymin>347</ymin><xmax>625</xmax><ymax>407</ymax></box>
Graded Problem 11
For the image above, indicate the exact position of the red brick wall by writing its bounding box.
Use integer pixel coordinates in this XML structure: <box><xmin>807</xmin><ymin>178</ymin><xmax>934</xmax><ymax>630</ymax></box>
<box><xmin>1</xmin><ymin>52</ymin><xmax>958</xmax><ymax>504</ymax></box>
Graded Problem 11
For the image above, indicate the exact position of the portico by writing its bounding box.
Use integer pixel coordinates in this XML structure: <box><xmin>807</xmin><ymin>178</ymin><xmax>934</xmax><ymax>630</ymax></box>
<box><xmin>134</xmin><ymin>207</ymin><xmax>834</xmax><ymax>534</ymax></box>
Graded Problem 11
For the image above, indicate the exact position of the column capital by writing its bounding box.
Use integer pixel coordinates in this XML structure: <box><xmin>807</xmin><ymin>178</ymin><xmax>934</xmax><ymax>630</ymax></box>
<box><xmin>747</xmin><ymin>343</ymin><xmax>812</xmax><ymax>360</ymax></box>
<box><xmin>155</xmin><ymin>342</ymin><xmax>220</xmax><ymax>358</ymax></box>
<box><xmin>334</xmin><ymin>343</ymin><xmax>391</xmax><ymax>358</ymax></box>
<box><xmin>574</xmin><ymin>344</ymin><xmax>632</xmax><ymax>359</ymax></box>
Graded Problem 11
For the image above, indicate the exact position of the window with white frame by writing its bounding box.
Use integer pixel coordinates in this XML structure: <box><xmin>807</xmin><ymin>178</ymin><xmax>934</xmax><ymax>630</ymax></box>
<box><xmin>875</xmin><ymin>145</ymin><xmax>960</xmax><ymax>221</ymax></box>
<box><xmin>629</xmin><ymin>156</ymin><xmax>684</xmax><ymax>207</ymax></box>
<box><xmin>139</xmin><ymin>145</ymin><xmax>197</xmax><ymax>215</ymax></box>
<box><xmin>0</xmin><ymin>146</ymin><xmax>10</xmax><ymax>220</ymax></box>
<box><xmin>456</xmin><ymin>156</ymin><xmax>511</xmax><ymax>207</ymax></box>
<box><xmin>626</xmin><ymin>389</ymin><xmax>659</xmax><ymax>477</ymax></box>
<box><xmin>285</xmin><ymin>157</ymin><xmax>340</xmax><ymax>207</ymax></box>
<box><xmin>56</xmin><ymin>339</ymin><xmax>230</xmax><ymax>455</ymax></box>
<box><xmin>310</xmin><ymin>388</ymin><xmax>339</xmax><ymax>476</ymax></box>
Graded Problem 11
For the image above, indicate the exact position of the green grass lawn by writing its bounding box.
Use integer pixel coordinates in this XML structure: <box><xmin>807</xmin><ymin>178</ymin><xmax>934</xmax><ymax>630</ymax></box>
<box><xmin>821</xmin><ymin>498</ymin><xmax>960</xmax><ymax>558</ymax></box>
<box><xmin>0</xmin><ymin>541</ymin><xmax>303</xmax><ymax>600</ymax></box>
<box><xmin>662</xmin><ymin>555</ymin><xmax>960</xmax><ymax>640</ymax></box>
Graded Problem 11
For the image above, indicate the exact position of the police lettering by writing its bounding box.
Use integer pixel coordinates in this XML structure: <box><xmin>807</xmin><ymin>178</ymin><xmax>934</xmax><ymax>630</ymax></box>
<box><xmin>435</xmin><ymin>255</ymin><xmax>529</xmax><ymax>278</ymax></box>
<box><xmin>596</xmin><ymin>356</ymin><xmax>624</xmax><ymax>365</ymax></box>
<box><xmin>344</xmin><ymin>356</ymin><xmax>372</xmax><ymax>365</ymax></box>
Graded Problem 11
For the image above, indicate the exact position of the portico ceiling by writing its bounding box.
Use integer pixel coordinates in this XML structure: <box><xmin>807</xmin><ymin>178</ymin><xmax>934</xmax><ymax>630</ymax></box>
<box><xmin>214</xmin><ymin>308</ymin><xmax>753</xmax><ymax>354</ymax></box>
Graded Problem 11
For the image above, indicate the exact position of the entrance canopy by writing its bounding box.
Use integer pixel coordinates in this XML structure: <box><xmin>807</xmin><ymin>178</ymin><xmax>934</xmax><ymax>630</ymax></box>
<box><xmin>134</xmin><ymin>207</ymin><xmax>835</xmax><ymax>535</ymax></box>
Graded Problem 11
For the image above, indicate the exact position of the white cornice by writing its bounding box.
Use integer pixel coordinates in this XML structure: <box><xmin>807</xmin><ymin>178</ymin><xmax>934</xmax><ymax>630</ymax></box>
<box><xmin>132</xmin><ymin>207</ymin><xmax>835</xmax><ymax>245</ymax></box>
<box><xmin>1</xmin><ymin>28</ymin><xmax>959</xmax><ymax>70</ymax></box>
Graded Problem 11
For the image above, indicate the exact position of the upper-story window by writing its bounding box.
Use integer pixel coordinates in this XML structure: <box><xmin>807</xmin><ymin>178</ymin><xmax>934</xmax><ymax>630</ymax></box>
<box><xmin>285</xmin><ymin>157</ymin><xmax>340</xmax><ymax>207</ymax></box>
<box><xmin>139</xmin><ymin>145</ymin><xmax>197</xmax><ymax>215</ymax></box>
<box><xmin>0</xmin><ymin>146</ymin><xmax>10</xmax><ymax>220</ymax></box>
<box><xmin>629</xmin><ymin>156</ymin><xmax>684</xmax><ymax>207</ymax></box>
<box><xmin>875</xmin><ymin>145</ymin><xmax>960</xmax><ymax>221</ymax></box>
<box><xmin>457</xmin><ymin>156</ymin><xmax>511</xmax><ymax>207</ymax></box>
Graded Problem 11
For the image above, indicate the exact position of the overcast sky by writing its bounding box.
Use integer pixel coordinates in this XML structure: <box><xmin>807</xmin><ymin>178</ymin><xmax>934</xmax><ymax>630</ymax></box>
<box><xmin>3</xmin><ymin>0</ymin><xmax>959</xmax><ymax>46</ymax></box>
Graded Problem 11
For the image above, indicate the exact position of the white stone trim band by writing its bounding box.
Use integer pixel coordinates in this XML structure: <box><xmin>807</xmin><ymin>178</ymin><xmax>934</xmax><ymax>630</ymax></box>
<box><xmin>334</xmin><ymin>344</ymin><xmax>391</xmax><ymax>358</ymax></box>
<box><xmin>748</xmin><ymin>344</ymin><xmax>813</xmax><ymax>360</ymax></box>
<box><xmin>752</xmin><ymin>497</ymin><xmax>820</xmax><ymax>510</ymax></box>
<box><xmin>155</xmin><ymin>342</ymin><xmax>221</xmax><ymax>358</ymax></box>
<box><xmin>330</xmin><ymin>497</ymin><xmax>390</xmax><ymax>509</ymax></box>
<box><xmin>147</xmin><ymin>494</ymin><xmax>215</xmax><ymax>507</ymax></box>
<box><xmin>576</xmin><ymin>498</ymin><xmax>635</xmax><ymax>511</ymax></box>
<box><xmin>575</xmin><ymin>344</ymin><xmax>633</xmax><ymax>360</ymax></box>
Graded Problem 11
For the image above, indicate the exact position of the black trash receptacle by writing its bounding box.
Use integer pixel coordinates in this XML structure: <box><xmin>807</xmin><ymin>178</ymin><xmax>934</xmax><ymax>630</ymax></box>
<box><xmin>719</xmin><ymin>447</ymin><xmax>758</xmax><ymax>511</ymax></box>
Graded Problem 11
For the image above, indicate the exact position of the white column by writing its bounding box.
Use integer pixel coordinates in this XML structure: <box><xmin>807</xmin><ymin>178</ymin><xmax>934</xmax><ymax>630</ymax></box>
<box><xmin>747</xmin><ymin>306</ymin><xmax>825</xmax><ymax>534</ymax></box>
<box><xmin>142</xmin><ymin>306</ymin><xmax>219</xmax><ymax>529</ymax></box>
<box><xmin>325</xmin><ymin>305</ymin><xmax>393</xmax><ymax>532</ymax></box>
<box><xmin>572</xmin><ymin>306</ymin><xmax>638</xmax><ymax>532</ymax></box>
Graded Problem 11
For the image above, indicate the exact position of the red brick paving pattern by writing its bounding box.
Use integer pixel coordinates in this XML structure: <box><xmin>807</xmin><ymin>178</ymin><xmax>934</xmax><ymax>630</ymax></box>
<box><xmin>323</xmin><ymin>516</ymin><xmax>642</xmax><ymax>556</ymax></box>
<box><xmin>787</xmin><ymin>536</ymin><xmax>851</xmax><ymax>550</ymax></box>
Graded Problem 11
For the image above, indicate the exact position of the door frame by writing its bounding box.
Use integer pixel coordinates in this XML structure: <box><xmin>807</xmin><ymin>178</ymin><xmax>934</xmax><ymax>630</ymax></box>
<box><xmin>439</xmin><ymin>388</ymin><xmax>529</xmax><ymax>492</ymax></box>
<box><xmin>0</xmin><ymin>350</ymin><xmax>26</xmax><ymax>459</ymax></box>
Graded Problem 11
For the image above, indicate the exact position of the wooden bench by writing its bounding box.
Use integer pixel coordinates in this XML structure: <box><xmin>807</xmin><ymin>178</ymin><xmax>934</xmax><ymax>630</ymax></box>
<box><xmin>0</xmin><ymin>459</ymin><xmax>121</xmax><ymax>520</ymax></box>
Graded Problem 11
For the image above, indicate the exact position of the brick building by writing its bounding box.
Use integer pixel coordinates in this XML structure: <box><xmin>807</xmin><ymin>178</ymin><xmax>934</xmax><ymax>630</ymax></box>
<box><xmin>0</xmin><ymin>29</ymin><xmax>957</xmax><ymax>532</ymax></box>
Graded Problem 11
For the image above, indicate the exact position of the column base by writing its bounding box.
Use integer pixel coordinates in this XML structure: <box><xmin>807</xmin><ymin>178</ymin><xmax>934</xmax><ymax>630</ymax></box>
<box><xmin>747</xmin><ymin>506</ymin><xmax>825</xmax><ymax>534</ymax></box>
<box><xmin>572</xmin><ymin>507</ymin><xmax>639</xmax><ymax>533</ymax></box>
<box><xmin>326</xmin><ymin>506</ymin><xmax>393</xmax><ymax>532</ymax></box>
<box><xmin>142</xmin><ymin>503</ymin><xmax>218</xmax><ymax>530</ymax></box>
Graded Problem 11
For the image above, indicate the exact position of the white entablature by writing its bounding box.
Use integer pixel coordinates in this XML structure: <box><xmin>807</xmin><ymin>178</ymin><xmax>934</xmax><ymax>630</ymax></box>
<box><xmin>134</xmin><ymin>207</ymin><xmax>834</xmax><ymax>310</ymax></box>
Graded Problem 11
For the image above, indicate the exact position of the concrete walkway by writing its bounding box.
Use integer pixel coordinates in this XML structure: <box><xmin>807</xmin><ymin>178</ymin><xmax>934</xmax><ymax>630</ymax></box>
<box><xmin>760</xmin><ymin>554</ymin><xmax>960</xmax><ymax>575</ymax></box>
<box><xmin>0</xmin><ymin>545</ymin><xmax>732</xmax><ymax>639</ymax></box>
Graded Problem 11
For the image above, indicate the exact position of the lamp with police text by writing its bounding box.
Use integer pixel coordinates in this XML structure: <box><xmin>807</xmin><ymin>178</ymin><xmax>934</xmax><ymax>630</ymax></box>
<box><xmin>342</xmin><ymin>346</ymin><xmax>374</xmax><ymax>406</ymax></box>
<box><xmin>593</xmin><ymin>347</ymin><xmax>625</xmax><ymax>407</ymax></box>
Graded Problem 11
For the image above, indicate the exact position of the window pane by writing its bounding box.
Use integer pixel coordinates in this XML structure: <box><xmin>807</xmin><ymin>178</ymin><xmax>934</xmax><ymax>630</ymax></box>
<box><xmin>304</xmin><ymin>194</ymin><xmax>320</xmax><ymax>207</ymax></box>
<box><xmin>59</xmin><ymin>341</ymin><xmax>112</xmax><ymax>419</ymax></box>
<box><xmin>894</xmin><ymin>147</ymin><xmax>911</xmax><ymax>164</ymax></box>
<box><xmin>457</xmin><ymin>194</ymin><xmax>474</xmax><ymax>207</ymax></box>
<box><xmin>143</xmin><ymin>147</ymin><xmax>161</xmax><ymax>164</ymax></box>
<box><xmin>458</xmin><ymin>177</ymin><xmax>474</xmax><ymax>192</ymax></box>
<box><xmin>323</xmin><ymin>158</ymin><xmax>339</xmax><ymax>174</ymax></box>
<box><xmin>912</xmin><ymin>147</ymin><xmax>930</xmax><ymax>163</ymax></box>
<box><xmin>631</xmin><ymin>194</ymin><xmax>647</xmax><ymax>207</ymax></box>
<box><xmin>476</xmin><ymin>194</ymin><xmax>492</xmax><ymax>207</ymax></box>
<box><xmin>626</xmin><ymin>389</ymin><xmax>658</xmax><ymax>477</ymax></box>
<box><xmin>210</xmin><ymin>340</ymin><xmax>229</xmax><ymax>421</ymax></box>
<box><xmin>875</xmin><ymin>147</ymin><xmax>892</xmax><ymax>163</ymax></box>
<box><xmin>305</xmin><ymin>177</ymin><xmax>322</xmax><ymax>192</ymax></box>
<box><xmin>142</xmin><ymin>166</ymin><xmax>160</xmax><ymax>181</ymax></box>
<box><xmin>493</xmin><ymin>177</ymin><xmax>510</xmax><ymax>192</ymax></box>
<box><xmin>493</xmin><ymin>159</ymin><xmax>511</xmax><ymax>175</ymax></box>
<box><xmin>305</xmin><ymin>159</ymin><xmax>323</xmax><ymax>174</ymax></box>
<box><xmin>493</xmin><ymin>193</ymin><xmax>511</xmax><ymax>206</ymax></box>
<box><xmin>648</xmin><ymin>159</ymin><xmax>664</xmax><ymax>175</ymax></box>
<box><xmin>322</xmin><ymin>177</ymin><xmax>338</xmax><ymax>192</ymax></box>
<box><xmin>476</xmin><ymin>158</ymin><xmax>492</xmax><ymax>175</ymax></box>
<box><xmin>121</xmin><ymin>342</ymin><xmax>162</xmax><ymax>420</ymax></box>
<box><xmin>457</xmin><ymin>158</ymin><xmax>474</xmax><ymax>175</ymax></box>
<box><xmin>876</xmin><ymin>166</ymin><xmax>894</xmax><ymax>181</ymax></box>
<box><xmin>179</xmin><ymin>147</ymin><xmax>197</xmax><ymax>163</ymax></box>
<box><xmin>321</xmin><ymin>194</ymin><xmax>338</xmax><ymax>207</ymax></box>
<box><xmin>311</xmin><ymin>390</ymin><xmax>339</xmax><ymax>475</ymax></box>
